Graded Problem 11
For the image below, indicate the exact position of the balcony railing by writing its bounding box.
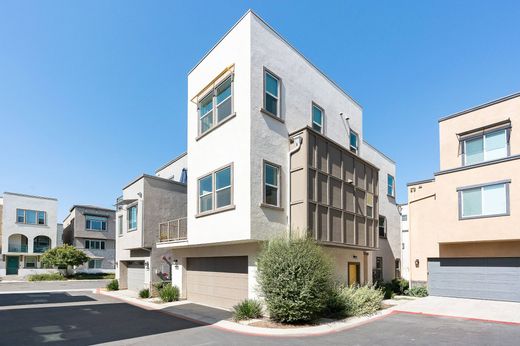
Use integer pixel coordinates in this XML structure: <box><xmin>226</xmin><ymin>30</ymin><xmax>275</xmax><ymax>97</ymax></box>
<box><xmin>8</xmin><ymin>244</ymin><xmax>28</xmax><ymax>253</ymax></box>
<box><xmin>34</xmin><ymin>246</ymin><xmax>50</xmax><ymax>253</ymax></box>
<box><xmin>158</xmin><ymin>217</ymin><xmax>187</xmax><ymax>243</ymax></box>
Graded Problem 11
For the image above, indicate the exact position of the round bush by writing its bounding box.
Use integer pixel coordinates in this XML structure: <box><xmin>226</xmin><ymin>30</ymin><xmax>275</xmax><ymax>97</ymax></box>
<box><xmin>106</xmin><ymin>279</ymin><xmax>119</xmax><ymax>291</ymax></box>
<box><xmin>256</xmin><ymin>237</ymin><xmax>333</xmax><ymax>323</ymax></box>
<box><xmin>342</xmin><ymin>285</ymin><xmax>384</xmax><ymax>316</ymax></box>
<box><xmin>159</xmin><ymin>284</ymin><xmax>180</xmax><ymax>302</ymax></box>
<box><xmin>139</xmin><ymin>288</ymin><xmax>150</xmax><ymax>298</ymax></box>
<box><xmin>232</xmin><ymin>299</ymin><xmax>263</xmax><ymax>321</ymax></box>
<box><xmin>408</xmin><ymin>285</ymin><xmax>428</xmax><ymax>297</ymax></box>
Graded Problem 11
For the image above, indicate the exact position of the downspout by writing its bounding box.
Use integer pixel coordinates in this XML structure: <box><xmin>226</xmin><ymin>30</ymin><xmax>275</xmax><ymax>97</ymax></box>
<box><xmin>288</xmin><ymin>135</ymin><xmax>303</xmax><ymax>239</ymax></box>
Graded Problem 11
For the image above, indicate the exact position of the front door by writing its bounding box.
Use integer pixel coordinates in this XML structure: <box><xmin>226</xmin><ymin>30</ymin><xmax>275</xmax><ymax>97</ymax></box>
<box><xmin>7</xmin><ymin>256</ymin><xmax>19</xmax><ymax>275</ymax></box>
<box><xmin>348</xmin><ymin>262</ymin><xmax>360</xmax><ymax>286</ymax></box>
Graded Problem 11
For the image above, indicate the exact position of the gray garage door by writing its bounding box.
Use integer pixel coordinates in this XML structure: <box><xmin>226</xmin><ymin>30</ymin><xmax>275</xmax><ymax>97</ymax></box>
<box><xmin>186</xmin><ymin>256</ymin><xmax>248</xmax><ymax>309</ymax></box>
<box><xmin>127</xmin><ymin>262</ymin><xmax>145</xmax><ymax>292</ymax></box>
<box><xmin>428</xmin><ymin>258</ymin><xmax>520</xmax><ymax>302</ymax></box>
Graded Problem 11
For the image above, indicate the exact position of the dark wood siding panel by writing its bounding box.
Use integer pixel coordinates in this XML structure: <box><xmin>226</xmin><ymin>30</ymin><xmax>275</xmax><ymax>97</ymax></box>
<box><xmin>308</xmin><ymin>203</ymin><xmax>316</xmax><ymax>237</ymax></box>
<box><xmin>330</xmin><ymin>209</ymin><xmax>342</xmax><ymax>243</ymax></box>
<box><xmin>317</xmin><ymin>205</ymin><xmax>328</xmax><ymax>241</ymax></box>
<box><xmin>308</xmin><ymin>134</ymin><xmax>316</xmax><ymax>168</ymax></box>
<box><xmin>345</xmin><ymin>213</ymin><xmax>355</xmax><ymax>244</ymax></box>
<box><xmin>309</xmin><ymin>169</ymin><xmax>316</xmax><ymax>201</ymax></box>
<box><xmin>356</xmin><ymin>190</ymin><xmax>366</xmax><ymax>216</ymax></box>
<box><xmin>329</xmin><ymin>145</ymin><xmax>342</xmax><ymax>179</ymax></box>
<box><xmin>356</xmin><ymin>217</ymin><xmax>366</xmax><ymax>247</ymax></box>
<box><xmin>317</xmin><ymin>138</ymin><xmax>328</xmax><ymax>173</ymax></box>
<box><xmin>330</xmin><ymin>177</ymin><xmax>342</xmax><ymax>209</ymax></box>
<box><xmin>366</xmin><ymin>167</ymin><xmax>373</xmax><ymax>193</ymax></box>
<box><xmin>317</xmin><ymin>173</ymin><xmax>328</xmax><ymax>204</ymax></box>
<box><xmin>343</xmin><ymin>154</ymin><xmax>354</xmax><ymax>182</ymax></box>
<box><xmin>356</xmin><ymin>162</ymin><xmax>365</xmax><ymax>188</ymax></box>
<box><xmin>344</xmin><ymin>184</ymin><xmax>355</xmax><ymax>213</ymax></box>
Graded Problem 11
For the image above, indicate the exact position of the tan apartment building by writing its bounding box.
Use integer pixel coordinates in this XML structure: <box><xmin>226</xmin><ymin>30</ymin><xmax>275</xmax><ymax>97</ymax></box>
<box><xmin>408</xmin><ymin>92</ymin><xmax>520</xmax><ymax>302</ymax></box>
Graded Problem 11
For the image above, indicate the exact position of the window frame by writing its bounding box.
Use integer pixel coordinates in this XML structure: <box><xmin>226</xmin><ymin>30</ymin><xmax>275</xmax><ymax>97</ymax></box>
<box><xmin>118</xmin><ymin>215</ymin><xmax>123</xmax><ymax>236</ymax></box>
<box><xmin>366</xmin><ymin>192</ymin><xmax>374</xmax><ymax>218</ymax></box>
<box><xmin>458</xmin><ymin>180</ymin><xmax>510</xmax><ymax>220</ymax></box>
<box><xmin>127</xmin><ymin>204</ymin><xmax>138</xmax><ymax>231</ymax></box>
<box><xmin>16</xmin><ymin>209</ymin><xmax>46</xmax><ymax>225</ymax></box>
<box><xmin>387</xmin><ymin>174</ymin><xmax>395</xmax><ymax>197</ymax></box>
<box><xmin>311</xmin><ymin>102</ymin><xmax>324</xmax><ymax>134</ymax></box>
<box><xmin>262</xmin><ymin>160</ymin><xmax>282</xmax><ymax>209</ymax></box>
<box><xmin>85</xmin><ymin>215</ymin><xmax>108</xmax><ymax>231</ymax></box>
<box><xmin>461</xmin><ymin>127</ymin><xmax>510</xmax><ymax>166</ymax></box>
<box><xmin>197</xmin><ymin>74</ymin><xmax>235</xmax><ymax>137</ymax></box>
<box><xmin>378</xmin><ymin>215</ymin><xmax>387</xmax><ymax>238</ymax></box>
<box><xmin>88</xmin><ymin>259</ymin><xmax>102</xmax><ymax>269</ymax></box>
<box><xmin>196</xmin><ymin>163</ymin><xmax>235</xmax><ymax>217</ymax></box>
<box><xmin>262</xmin><ymin>67</ymin><xmax>282</xmax><ymax>120</ymax></box>
<box><xmin>349</xmin><ymin>130</ymin><xmax>359</xmax><ymax>154</ymax></box>
<box><xmin>85</xmin><ymin>239</ymin><xmax>106</xmax><ymax>250</ymax></box>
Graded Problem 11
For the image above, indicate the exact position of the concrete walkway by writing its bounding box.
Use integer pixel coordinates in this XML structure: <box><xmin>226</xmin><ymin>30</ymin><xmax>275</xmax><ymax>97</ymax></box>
<box><xmin>394</xmin><ymin>296</ymin><xmax>520</xmax><ymax>324</ymax></box>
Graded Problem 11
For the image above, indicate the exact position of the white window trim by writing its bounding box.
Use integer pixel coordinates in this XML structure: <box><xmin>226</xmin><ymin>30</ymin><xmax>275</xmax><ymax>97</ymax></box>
<box><xmin>458</xmin><ymin>180</ymin><xmax>510</xmax><ymax>220</ymax></box>
<box><xmin>196</xmin><ymin>163</ymin><xmax>235</xmax><ymax>217</ymax></box>
<box><xmin>350</xmin><ymin>130</ymin><xmax>359</xmax><ymax>154</ymax></box>
<box><xmin>127</xmin><ymin>204</ymin><xmax>138</xmax><ymax>231</ymax></box>
<box><xmin>387</xmin><ymin>174</ymin><xmax>395</xmax><ymax>197</ymax></box>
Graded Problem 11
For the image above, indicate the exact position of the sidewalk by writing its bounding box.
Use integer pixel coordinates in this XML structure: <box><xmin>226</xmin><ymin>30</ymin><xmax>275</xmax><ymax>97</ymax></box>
<box><xmin>393</xmin><ymin>296</ymin><xmax>520</xmax><ymax>324</ymax></box>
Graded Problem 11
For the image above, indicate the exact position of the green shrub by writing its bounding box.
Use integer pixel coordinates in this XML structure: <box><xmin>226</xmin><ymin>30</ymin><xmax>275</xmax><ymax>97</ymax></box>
<box><xmin>139</xmin><ymin>288</ymin><xmax>150</xmax><ymax>298</ymax></box>
<box><xmin>232</xmin><ymin>299</ymin><xmax>263</xmax><ymax>321</ymax></box>
<box><xmin>342</xmin><ymin>285</ymin><xmax>384</xmax><ymax>316</ymax></box>
<box><xmin>27</xmin><ymin>273</ymin><xmax>65</xmax><ymax>281</ymax></box>
<box><xmin>408</xmin><ymin>285</ymin><xmax>428</xmax><ymax>297</ymax></box>
<box><xmin>382</xmin><ymin>283</ymin><xmax>395</xmax><ymax>300</ymax></box>
<box><xmin>256</xmin><ymin>237</ymin><xmax>333</xmax><ymax>323</ymax></box>
<box><xmin>106</xmin><ymin>279</ymin><xmax>119</xmax><ymax>291</ymax></box>
<box><xmin>159</xmin><ymin>284</ymin><xmax>180</xmax><ymax>302</ymax></box>
<box><xmin>391</xmin><ymin>278</ymin><xmax>409</xmax><ymax>295</ymax></box>
<box><xmin>323</xmin><ymin>284</ymin><xmax>348</xmax><ymax>319</ymax></box>
<box><xmin>69</xmin><ymin>273</ymin><xmax>115</xmax><ymax>280</ymax></box>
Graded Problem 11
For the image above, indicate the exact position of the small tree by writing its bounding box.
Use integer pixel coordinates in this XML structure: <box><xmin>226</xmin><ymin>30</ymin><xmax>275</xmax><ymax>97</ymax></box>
<box><xmin>41</xmin><ymin>244</ymin><xmax>90</xmax><ymax>271</ymax></box>
<box><xmin>256</xmin><ymin>237</ymin><xmax>333</xmax><ymax>323</ymax></box>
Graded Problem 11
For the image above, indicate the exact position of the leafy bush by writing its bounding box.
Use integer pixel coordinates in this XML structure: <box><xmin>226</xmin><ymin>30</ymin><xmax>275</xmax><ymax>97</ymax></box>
<box><xmin>159</xmin><ymin>284</ymin><xmax>180</xmax><ymax>302</ymax></box>
<box><xmin>391</xmin><ymin>278</ymin><xmax>409</xmax><ymax>296</ymax></box>
<box><xmin>69</xmin><ymin>273</ymin><xmax>115</xmax><ymax>280</ymax></box>
<box><xmin>256</xmin><ymin>237</ymin><xmax>333</xmax><ymax>323</ymax></box>
<box><xmin>381</xmin><ymin>283</ymin><xmax>395</xmax><ymax>300</ymax></box>
<box><xmin>342</xmin><ymin>285</ymin><xmax>384</xmax><ymax>316</ymax></box>
<box><xmin>323</xmin><ymin>284</ymin><xmax>348</xmax><ymax>319</ymax></box>
<box><xmin>408</xmin><ymin>285</ymin><xmax>428</xmax><ymax>297</ymax></box>
<box><xmin>28</xmin><ymin>273</ymin><xmax>65</xmax><ymax>281</ymax></box>
<box><xmin>139</xmin><ymin>288</ymin><xmax>150</xmax><ymax>298</ymax></box>
<box><xmin>106</xmin><ymin>279</ymin><xmax>119</xmax><ymax>291</ymax></box>
<box><xmin>232</xmin><ymin>299</ymin><xmax>263</xmax><ymax>321</ymax></box>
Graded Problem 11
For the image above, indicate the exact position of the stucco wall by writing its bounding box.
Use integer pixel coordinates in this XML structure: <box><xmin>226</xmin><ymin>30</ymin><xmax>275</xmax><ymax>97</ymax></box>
<box><xmin>155</xmin><ymin>153</ymin><xmax>188</xmax><ymax>181</ymax></box>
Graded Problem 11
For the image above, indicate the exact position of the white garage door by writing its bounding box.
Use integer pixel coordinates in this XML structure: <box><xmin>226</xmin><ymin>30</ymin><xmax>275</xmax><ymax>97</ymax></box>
<box><xmin>187</xmin><ymin>256</ymin><xmax>248</xmax><ymax>309</ymax></box>
<box><xmin>127</xmin><ymin>262</ymin><xmax>145</xmax><ymax>292</ymax></box>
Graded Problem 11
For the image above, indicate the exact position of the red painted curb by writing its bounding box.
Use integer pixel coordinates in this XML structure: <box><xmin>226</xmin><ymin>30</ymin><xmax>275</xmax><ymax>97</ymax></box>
<box><xmin>392</xmin><ymin>310</ymin><xmax>520</xmax><ymax>326</ymax></box>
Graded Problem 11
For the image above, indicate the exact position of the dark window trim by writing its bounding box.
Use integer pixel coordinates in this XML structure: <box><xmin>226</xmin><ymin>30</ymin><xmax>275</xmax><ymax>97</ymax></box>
<box><xmin>196</xmin><ymin>163</ymin><xmax>235</xmax><ymax>217</ymax></box>
<box><xmin>261</xmin><ymin>159</ymin><xmax>283</xmax><ymax>209</ymax></box>
<box><xmin>262</xmin><ymin>67</ymin><xmax>282</xmax><ymax>120</ymax></box>
<box><xmin>457</xmin><ymin>180</ymin><xmax>511</xmax><ymax>220</ymax></box>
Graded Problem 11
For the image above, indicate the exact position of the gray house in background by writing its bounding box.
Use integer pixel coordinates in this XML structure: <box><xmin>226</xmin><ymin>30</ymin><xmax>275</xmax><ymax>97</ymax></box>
<box><xmin>63</xmin><ymin>205</ymin><xmax>116</xmax><ymax>272</ymax></box>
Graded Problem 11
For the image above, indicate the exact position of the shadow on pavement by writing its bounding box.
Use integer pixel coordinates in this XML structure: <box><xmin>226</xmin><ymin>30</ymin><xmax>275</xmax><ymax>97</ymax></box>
<box><xmin>0</xmin><ymin>292</ymin><xmax>96</xmax><ymax>307</ymax></box>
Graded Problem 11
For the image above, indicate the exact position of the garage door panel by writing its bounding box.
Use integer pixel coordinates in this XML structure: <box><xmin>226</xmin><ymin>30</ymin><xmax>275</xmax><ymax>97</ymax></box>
<box><xmin>127</xmin><ymin>262</ymin><xmax>145</xmax><ymax>292</ymax></box>
<box><xmin>186</xmin><ymin>257</ymin><xmax>248</xmax><ymax>309</ymax></box>
<box><xmin>428</xmin><ymin>258</ymin><xmax>520</xmax><ymax>302</ymax></box>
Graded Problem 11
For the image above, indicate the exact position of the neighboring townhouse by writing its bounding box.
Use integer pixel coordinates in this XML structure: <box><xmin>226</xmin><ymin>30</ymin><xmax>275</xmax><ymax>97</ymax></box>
<box><xmin>398</xmin><ymin>204</ymin><xmax>409</xmax><ymax>280</ymax></box>
<box><xmin>408</xmin><ymin>92</ymin><xmax>520</xmax><ymax>302</ymax></box>
<box><xmin>115</xmin><ymin>153</ymin><xmax>187</xmax><ymax>291</ymax></box>
<box><xmin>63</xmin><ymin>205</ymin><xmax>116</xmax><ymax>272</ymax></box>
<box><xmin>0</xmin><ymin>192</ymin><xmax>58</xmax><ymax>276</ymax></box>
<box><xmin>362</xmin><ymin>141</ymin><xmax>401</xmax><ymax>283</ymax></box>
<box><xmin>147</xmin><ymin>11</ymin><xmax>399</xmax><ymax>309</ymax></box>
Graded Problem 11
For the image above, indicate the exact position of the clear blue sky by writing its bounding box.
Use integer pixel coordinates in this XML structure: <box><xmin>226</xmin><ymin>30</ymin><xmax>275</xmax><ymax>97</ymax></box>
<box><xmin>1</xmin><ymin>1</ymin><xmax>519</xmax><ymax>220</ymax></box>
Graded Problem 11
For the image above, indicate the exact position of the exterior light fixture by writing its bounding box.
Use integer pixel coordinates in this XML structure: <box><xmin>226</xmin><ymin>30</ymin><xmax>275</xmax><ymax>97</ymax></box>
<box><xmin>415</xmin><ymin>259</ymin><xmax>420</xmax><ymax>268</ymax></box>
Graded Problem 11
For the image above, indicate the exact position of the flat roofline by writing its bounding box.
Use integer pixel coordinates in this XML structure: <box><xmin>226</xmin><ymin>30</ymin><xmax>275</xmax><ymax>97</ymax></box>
<box><xmin>123</xmin><ymin>173</ymin><xmax>187</xmax><ymax>191</ymax></box>
<box><xmin>290</xmin><ymin>126</ymin><xmax>379</xmax><ymax>171</ymax></box>
<box><xmin>188</xmin><ymin>9</ymin><xmax>362</xmax><ymax>110</ymax></box>
<box><xmin>362</xmin><ymin>139</ymin><xmax>395</xmax><ymax>164</ymax></box>
<box><xmin>3</xmin><ymin>192</ymin><xmax>57</xmax><ymax>201</ymax></box>
<box><xmin>155</xmin><ymin>152</ymin><xmax>187</xmax><ymax>173</ymax></box>
<box><xmin>69</xmin><ymin>205</ymin><xmax>116</xmax><ymax>213</ymax></box>
<box><xmin>438</xmin><ymin>91</ymin><xmax>520</xmax><ymax>123</ymax></box>
<box><xmin>406</xmin><ymin>178</ymin><xmax>435</xmax><ymax>187</ymax></box>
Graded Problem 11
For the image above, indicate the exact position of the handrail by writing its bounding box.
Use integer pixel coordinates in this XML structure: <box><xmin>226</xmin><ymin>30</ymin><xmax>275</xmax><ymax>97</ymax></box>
<box><xmin>158</xmin><ymin>217</ymin><xmax>187</xmax><ymax>243</ymax></box>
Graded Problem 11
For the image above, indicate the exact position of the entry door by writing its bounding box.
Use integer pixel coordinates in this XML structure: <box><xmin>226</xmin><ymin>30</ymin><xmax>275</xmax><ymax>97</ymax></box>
<box><xmin>348</xmin><ymin>262</ymin><xmax>360</xmax><ymax>286</ymax></box>
<box><xmin>7</xmin><ymin>256</ymin><xmax>19</xmax><ymax>275</ymax></box>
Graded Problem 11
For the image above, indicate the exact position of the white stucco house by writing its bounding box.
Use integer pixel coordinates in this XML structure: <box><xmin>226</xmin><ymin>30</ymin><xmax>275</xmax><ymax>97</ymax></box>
<box><xmin>0</xmin><ymin>192</ymin><xmax>58</xmax><ymax>276</ymax></box>
<box><xmin>115</xmin><ymin>10</ymin><xmax>400</xmax><ymax>309</ymax></box>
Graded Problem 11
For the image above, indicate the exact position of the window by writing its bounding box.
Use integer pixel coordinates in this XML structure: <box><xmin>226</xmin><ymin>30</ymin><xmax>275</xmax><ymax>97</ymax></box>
<box><xmin>128</xmin><ymin>205</ymin><xmax>137</xmax><ymax>230</ymax></box>
<box><xmin>198</xmin><ymin>165</ymin><xmax>233</xmax><ymax>214</ymax></box>
<box><xmin>16</xmin><ymin>209</ymin><xmax>46</xmax><ymax>225</ymax></box>
<box><xmin>373</xmin><ymin>256</ymin><xmax>383</xmax><ymax>282</ymax></box>
<box><xmin>198</xmin><ymin>76</ymin><xmax>234</xmax><ymax>135</ymax></box>
<box><xmin>459</xmin><ymin>181</ymin><xmax>508</xmax><ymax>219</ymax></box>
<box><xmin>118</xmin><ymin>215</ymin><xmax>123</xmax><ymax>236</ymax></box>
<box><xmin>463</xmin><ymin>129</ymin><xmax>508</xmax><ymax>166</ymax></box>
<box><xmin>85</xmin><ymin>240</ymin><xmax>105</xmax><ymax>250</ymax></box>
<box><xmin>395</xmin><ymin>259</ymin><xmax>401</xmax><ymax>278</ymax></box>
<box><xmin>401</xmin><ymin>214</ymin><xmax>408</xmax><ymax>221</ymax></box>
<box><xmin>366</xmin><ymin>193</ymin><xmax>374</xmax><ymax>218</ymax></box>
<box><xmin>387</xmin><ymin>174</ymin><xmax>395</xmax><ymax>197</ymax></box>
<box><xmin>263</xmin><ymin>161</ymin><xmax>280</xmax><ymax>207</ymax></box>
<box><xmin>311</xmin><ymin>104</ymin><xmax>323</xmax><ymax>133</ymax></box>
<box><xmin>378</xmin><ymin>216</ymin><xmax>386</xmax><ymax>238</ymax></box>
<box><xmin>349</xmin><ymin>130</ymin><xmax>359</xmax><ymax>154</ymax></box>
<box><xmin>86</xmin><ymin>216</ymin><xmax>107</xmax><ymax>231</ymax></box>
<box><xmin>25</xmin><ymin>256</ymin><xmax>37</xmax><ymax>268</ymax></box>
<box><xmin>88</xmin><ymin>259</ymin><xmax>102</xmax><ymax>269</ymax></box>
<box><xmin>264</xmin><ymin>70</ymin><xmax>280</xmax><ymax>117</ymax></box>
<box><xmin>402</xmin><ymin>243</ymin><xmax>405</xmax><ymax>250</ymax></box>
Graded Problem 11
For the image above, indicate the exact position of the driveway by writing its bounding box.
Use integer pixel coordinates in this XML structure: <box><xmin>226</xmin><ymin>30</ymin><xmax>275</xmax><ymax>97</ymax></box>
<box><xmin>0</xmin><ymin>290</ymin><xmax>518</xmax><ymax>345</ymax></box>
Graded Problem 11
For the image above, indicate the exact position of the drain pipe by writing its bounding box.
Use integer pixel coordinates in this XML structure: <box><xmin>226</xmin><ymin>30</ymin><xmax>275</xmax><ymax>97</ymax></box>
<box><xmin>288</xmin><ymin>135</ymin><xmax>303</xmax><ymax>239</ymax></box>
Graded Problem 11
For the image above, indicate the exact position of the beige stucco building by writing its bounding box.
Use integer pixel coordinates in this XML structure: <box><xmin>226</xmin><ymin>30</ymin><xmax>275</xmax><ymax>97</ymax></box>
<box><xmin>408</xmin><ymin>92</ymin><xmax>520</xmax><ymax>302</ymax></box>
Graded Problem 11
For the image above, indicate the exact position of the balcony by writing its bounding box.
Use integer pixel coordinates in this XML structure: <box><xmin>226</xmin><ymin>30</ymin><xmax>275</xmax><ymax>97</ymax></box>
<box><xmin>158</xmin><ymin>217</ymin><xmax>187</xmax><ymax>243</ymax></box>
<box><xmin>8</xmin><ymin>244</ymin><xmax>28</xmax><ymax>253</ymax></box>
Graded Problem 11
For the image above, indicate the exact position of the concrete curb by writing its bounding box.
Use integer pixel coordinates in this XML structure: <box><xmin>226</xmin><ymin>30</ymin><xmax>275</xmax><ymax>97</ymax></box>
<box><xmin>393</xmin><ymin>309</ymin><xmax>520</xmax><ymax>326</ymax></box>
<box><xmin>98</xmin><ymin>290</ymin><xmax>394</xmax><ymax>337</ymax></box>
